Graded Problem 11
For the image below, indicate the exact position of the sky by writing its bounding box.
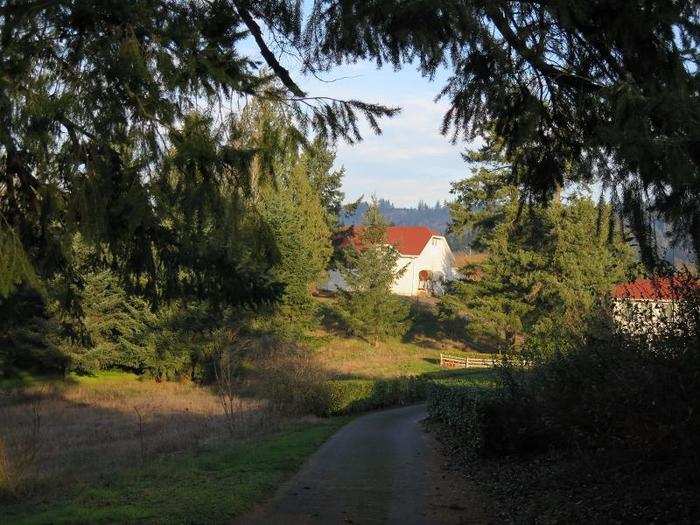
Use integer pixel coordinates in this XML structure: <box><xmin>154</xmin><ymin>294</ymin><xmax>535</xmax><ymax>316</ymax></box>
<box><xmin>237</xmin><ymin>13</ymin><xmax>475</xmax><ymax>208</ymax></box>
<box><xmin>246</xmin><ymin>40</ymin><xmax>472</xmax><ymax>207</ymax></box>
<box><xmin>296</xmin><ymin>63</ymin><xmax>470</xmax><ymax>207</ymax></box>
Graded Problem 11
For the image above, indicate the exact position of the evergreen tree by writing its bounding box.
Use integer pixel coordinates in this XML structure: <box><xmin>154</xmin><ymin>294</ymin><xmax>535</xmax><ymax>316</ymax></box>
<box><xmin>445</xmin><ymin>178</ymin><xmax>636</xmax><ymax>355</ymax></box>
<box><xmin>0</xmin><ymin>1</ymin><xmax>397</xmax><ymax>298</ymax></box>
<box><xmin>336</xmin><ymin>198</ymin><xmax>410</xmax><ymax>344</ymax></box>
<box><xmin>55</xmin><ymin>269</ymin><xmax>156</xmax><ymax>374</ymax></box>
<box><xmin>0</xmin><ymin>285</ymin><xmax>65</xmax><ymax>376</ymax></box>
<box><xmin>48</xmin><ymin>235</ymin><xmax>156</xmax><ymax>374</ymax></box>
<box><xmin>151</xmin><ymin>112</ymin><xmax>280</xmax><ymax>307</ymax></box>
<box><xmin>238</xmin><ymin>98</ymin><xmax>334</xmax><ymax>327</ymax></box>
<box><xmin>257</xmin><ymin>154</ymin><xmax>333</xmax><ymax>329</ymax></box>
<box><xmin>303</xmin><ymin>137</ymin><xmax>346</xmax><ymax>230</ymax></box>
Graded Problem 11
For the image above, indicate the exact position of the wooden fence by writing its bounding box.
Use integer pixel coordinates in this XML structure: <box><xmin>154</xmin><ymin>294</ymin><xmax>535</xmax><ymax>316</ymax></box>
<box><xmin>439</xmin><ymin>353</ymin><xmax>500</xmax><ymax>369</ymax></box>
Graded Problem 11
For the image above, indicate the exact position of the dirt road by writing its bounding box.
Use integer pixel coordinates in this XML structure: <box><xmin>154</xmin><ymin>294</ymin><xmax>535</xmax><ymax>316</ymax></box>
<box><xmin>238</xmin><ymin>404</ymin><xmax>491</xmax><ymax>524</ymax></box>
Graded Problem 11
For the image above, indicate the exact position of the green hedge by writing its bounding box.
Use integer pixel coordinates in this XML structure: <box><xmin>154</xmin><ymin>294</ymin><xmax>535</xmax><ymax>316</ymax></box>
<box><xmin>427</xmin><ymin>379</ymin><xmax>548</xmax><ymax>456</ymax></box>
<box><xmin>426</xmin><ymin>380</ymin><xmax>484</xmax><ymax>450</ymax></box>
<box><xmin>320</xmin><ymin>376</ymin><xmax>429</xmax><ymax>416</ymax></box>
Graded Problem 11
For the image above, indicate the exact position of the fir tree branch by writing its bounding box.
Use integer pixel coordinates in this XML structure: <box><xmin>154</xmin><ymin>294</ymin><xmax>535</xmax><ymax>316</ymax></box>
<box><xmin>235</xmin><ymin>5</ymin><xmax>307</xmax><ymax>97</ymax></box>
<box><xmin>486</xmin><ymin>6</ymin><xmax>605</xmax><ymax>93</ymax></box>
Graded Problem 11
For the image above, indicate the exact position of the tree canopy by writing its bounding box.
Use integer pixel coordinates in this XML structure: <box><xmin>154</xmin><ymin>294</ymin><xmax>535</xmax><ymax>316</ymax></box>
<box><xmin>303</xmin><ymin>0</ymin><xmax>699</xmax><ymax>267</ymax></box>
<box><xmin>3</xmin><ymin>0</ymin><xmax>698</xmax><ymax>302</ymax></box>
<box><xmin>0</xmin><ymin>0</ymin><xmax>397</xmax><ymax>299</ymax></box>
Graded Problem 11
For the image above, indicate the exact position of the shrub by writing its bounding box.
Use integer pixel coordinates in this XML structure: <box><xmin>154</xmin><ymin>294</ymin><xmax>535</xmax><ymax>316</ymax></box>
<box><xmin>321</xmin><ymin>376</ymin><xmax>429</xmax><ymax>416</ymax></box>
<box><xmin>429</xmin><ymin>277</ymin><xmax>700</xmax><ymax>471</ymax></box>
<box><xmin>254</xmin><ymin>345</ymin><xmax>332</xmax><ymax>416</ymax></box>
<box><xmin>427</xmin><ymin>381</ymin><xmax>484</xmax><ymax>452</ymax></box>
<box><xmin>427</xmin><ymin>378</ymin><xmax>549</xmax><ymax>456</ymax></box>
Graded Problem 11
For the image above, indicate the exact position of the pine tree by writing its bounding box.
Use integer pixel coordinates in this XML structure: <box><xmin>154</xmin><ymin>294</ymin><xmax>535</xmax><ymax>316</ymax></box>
<box><xmin>257</xmin><ymin>155</ymin><xmax>333</xmax><ymax>330</ymax></box>
<box><xmin>151</xmin><ymin>111</ymin><xmax>281</xmax><ymax>307</ymax></box>
<box><xmin>303</xmin><ymin>137</ymin><xmax>346</xmax><ymax>230</ymax></box>
<box><xmin>336</xmin><ymin>198</ymin><xmax>410</xmax><ymax>344</ymax></box>
<box><xmin>48</xmin><ymin>235</ymin><xmax>156</xmax><ymax>374</ymax></box>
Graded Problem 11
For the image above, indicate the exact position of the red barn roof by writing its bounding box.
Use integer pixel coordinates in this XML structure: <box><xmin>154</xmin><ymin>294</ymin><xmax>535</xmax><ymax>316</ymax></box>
<box><xmin>611</xmin><ymin>277</ymin><xmax>698</xmax><ymax>300</ymax></box>
<box><xmin>337</xmin><ymin>225</ymin><xmax>441</xmax><ymax>256</ymax></box>
<box><xmin>386</xmin><ymin>226</ymin><xmax>441</xmax><ymax>256</ymax></box>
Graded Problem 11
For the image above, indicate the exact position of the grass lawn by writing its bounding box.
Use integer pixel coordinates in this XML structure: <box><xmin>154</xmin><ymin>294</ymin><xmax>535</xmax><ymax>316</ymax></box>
<box><xmin>310</xmin><ymin>334</ymin><xmax>465</xmax><ymax>378</ymax></box>
<box><xmin>3</xmin><ymin>417</ymin><xmax>349</xmax><ymax>524</ymax></box>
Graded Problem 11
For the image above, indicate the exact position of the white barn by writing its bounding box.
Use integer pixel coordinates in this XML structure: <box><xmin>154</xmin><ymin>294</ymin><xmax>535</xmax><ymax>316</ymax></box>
<box><xmin>322</xmin><ymin>226</ymin><xmax>456</xmax><ymax>296</ymax></box>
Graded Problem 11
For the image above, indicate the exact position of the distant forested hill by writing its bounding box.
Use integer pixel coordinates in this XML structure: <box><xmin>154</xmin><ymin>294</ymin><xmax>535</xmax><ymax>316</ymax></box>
<box><xmin>343</xmin><ymin>199</ymin><xmax>449</xmax><ymax>231</ymax></box>
<box><xmin>342</xmin><ymin>199</ymin><xmax>475</xmax><ymax>251</ymax></box>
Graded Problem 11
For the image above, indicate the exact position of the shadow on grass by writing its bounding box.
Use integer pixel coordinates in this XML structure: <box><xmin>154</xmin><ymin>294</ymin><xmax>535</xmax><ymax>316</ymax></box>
<box><xmin>317</xmin><ymin>301</ymin><xmax>349</xmax><ymax>335</ymax></box>
<box><xmin>402</xmin><ymin>299</ymin><xmax>498</xmax><ymax>354</ymax></box>
<box><xmin>0</xmin><ymin>371</ymin><xmax>81</xmax><ymax>392</ymax></box>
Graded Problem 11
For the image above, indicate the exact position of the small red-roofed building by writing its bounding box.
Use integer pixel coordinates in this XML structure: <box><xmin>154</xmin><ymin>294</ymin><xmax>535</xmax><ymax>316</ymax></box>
<box><xmin>322</xmin><ymin>225</ymin><xmax>456</xmax><ymax>296</ymax></box>
<box><xmin>610</xmin><ymin>276</ymin><xmax>699</xmax><ymax>335</ymax></box>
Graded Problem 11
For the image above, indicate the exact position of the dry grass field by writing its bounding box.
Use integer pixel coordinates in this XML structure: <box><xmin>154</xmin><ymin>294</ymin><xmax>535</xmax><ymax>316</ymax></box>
<box><xmin>0</xmin><ymin>373</ymin><xmax>274</xmax><ymax>498</ymax></box>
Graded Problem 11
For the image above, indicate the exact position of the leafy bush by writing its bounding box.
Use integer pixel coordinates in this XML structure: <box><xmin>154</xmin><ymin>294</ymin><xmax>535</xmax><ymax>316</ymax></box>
<box><xmin>427</xmin><ymin>379</ymin><xmax>549</xmax><ymax>456</ymax></box>
<box><xmin>427</xmin><ymin>381</ymin><xmax>484</xmax><ymax>451</ymax></box>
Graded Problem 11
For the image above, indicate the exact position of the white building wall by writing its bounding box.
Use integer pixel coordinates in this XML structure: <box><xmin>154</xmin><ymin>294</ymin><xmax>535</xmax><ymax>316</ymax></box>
<box><xmin>391</xmin><ymin>257</ymin><xmax>416</xmax><ymax>295</ymax></box>
<box><xmin>415</xmin><ymin>236</ymin><xmax>455</xmax><ymax>281</ymax></box>
<box><xmin>392</xmin><ymin>236</ymin><xmax>455</xmax><ymax>296</ymax></box>
<box><xmin>612</xmin><ymin>298</ymin><xmax>677</xmax><ymax>336</ymax></box>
